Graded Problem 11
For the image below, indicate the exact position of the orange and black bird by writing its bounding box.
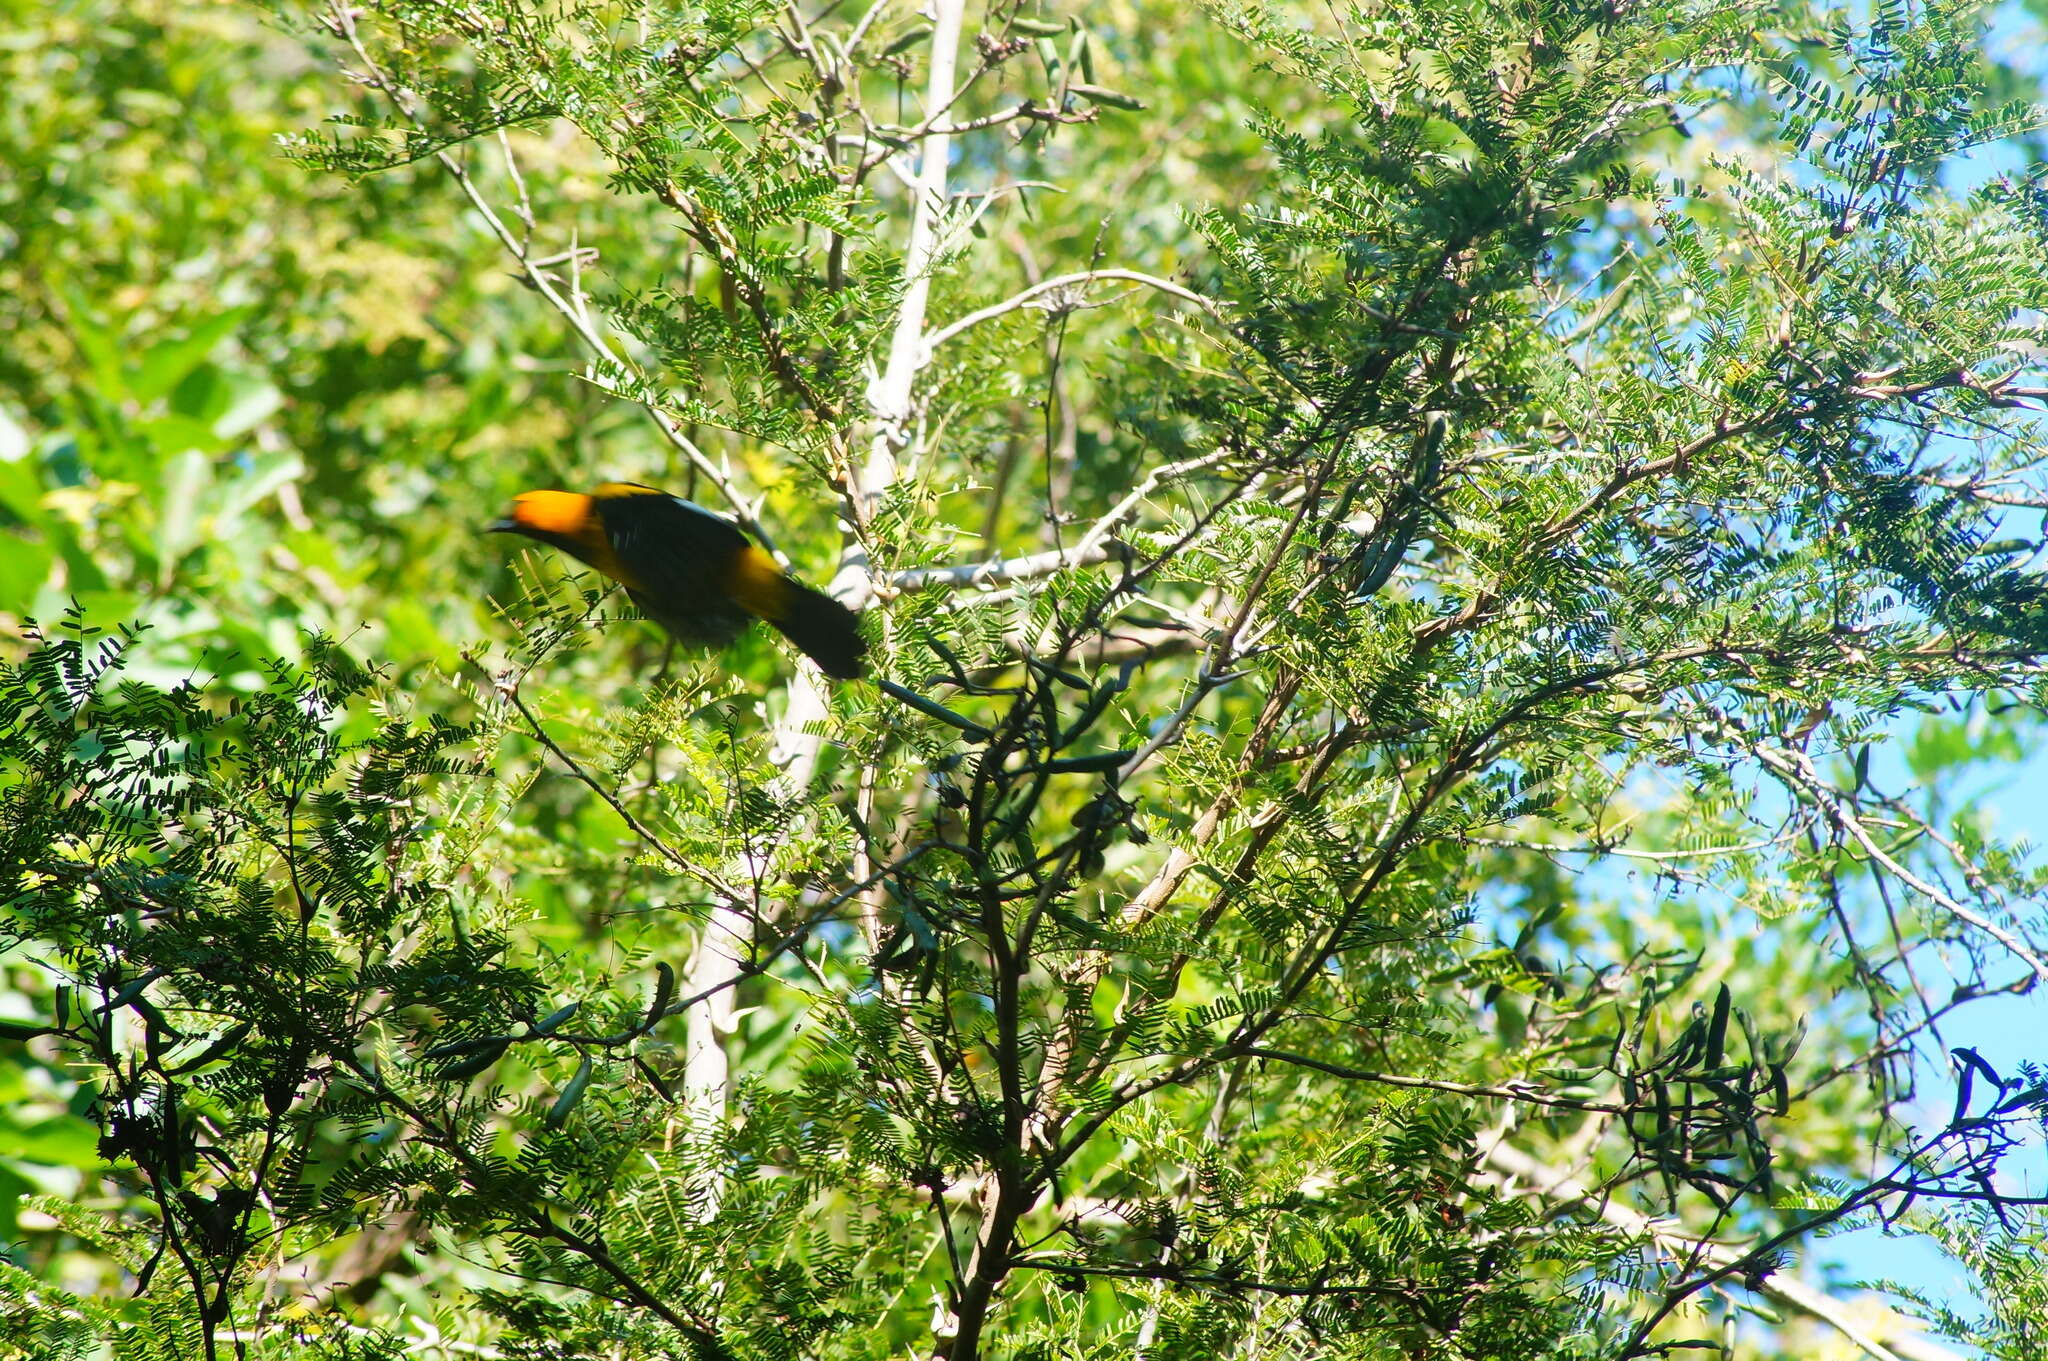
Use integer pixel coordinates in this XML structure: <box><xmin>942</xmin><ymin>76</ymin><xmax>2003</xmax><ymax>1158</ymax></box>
<box><xmin>488</xmin><ymin>482</ymin><xmax>866</xmax><ymax>679</ymax></box>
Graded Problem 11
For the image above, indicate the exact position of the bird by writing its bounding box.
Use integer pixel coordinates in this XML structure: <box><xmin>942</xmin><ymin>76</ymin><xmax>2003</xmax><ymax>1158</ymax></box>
<box><xmin>488</xmin><ymin>482</ymin><xmax>866</xmax><ymax>679</ymax></box>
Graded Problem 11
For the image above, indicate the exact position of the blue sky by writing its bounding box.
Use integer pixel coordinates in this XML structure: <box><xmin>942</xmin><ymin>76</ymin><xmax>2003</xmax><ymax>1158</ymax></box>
<box><xmin>1813</xmin><ymin>738</ymin><xmax>2048</xmax><ymax>1318</ymax></box>
<box><xmin>1814</xmin><ymin>0</ymin><xmax>2048</xmax><ymax>1321</ymax></box>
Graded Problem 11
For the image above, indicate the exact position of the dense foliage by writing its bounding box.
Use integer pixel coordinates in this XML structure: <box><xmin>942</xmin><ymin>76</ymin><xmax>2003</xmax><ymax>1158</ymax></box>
<box><xmin>5</xmin><ymin>0</ymin><xmax>2048</xmax><ymax>1358</ymax></box>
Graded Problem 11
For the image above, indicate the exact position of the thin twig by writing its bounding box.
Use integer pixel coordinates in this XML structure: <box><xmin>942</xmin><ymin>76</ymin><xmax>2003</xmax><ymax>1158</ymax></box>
<box><xmin>887</xmin><ymin>541</ymin><xmax>1123</xmax><ymax>594</ymax></box>
<box><xmin>327</xmin><ymin>2</ymin><xmax>782</xmax><ymax>561</ymax></box>
<box><xmin>1756</xmin><ymin>745</ymin><xmax>2048</xmax><ymax>984</ymax></box>
<box><xmin>1242</xmin><ymin>1047</ymin><xmax>1626</xmax><ymax>1113</ymax></box>
<box><xmin>920</xmin><ymin>269</ymin><xmax>1230</xmax><ymax>363</ymax></box>
<box><xmin>1480</xmin><ymin>1141</ymin><xmax>1958</xmax><ymax>1361</ymax></box>
<box><xmin>499</xmin><ymin>677</ymin><xmax>752</xmax><ymax>909</ymax></box>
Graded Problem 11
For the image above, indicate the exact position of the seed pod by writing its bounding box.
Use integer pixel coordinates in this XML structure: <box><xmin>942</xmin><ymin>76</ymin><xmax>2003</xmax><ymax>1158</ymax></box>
<box><xmin>437</xmin><ymin>1038</ymin><xmax>513</xmax><ymax>1081</ymax></box>
<box><xmin>531</xmin><ymin>1002</ymin><xmax>580</xmax><ymax>1036</ymax></box>
<box><xmin>885</xmin><ymin>24</ymin><xmax>932</xmax><ymax>54</ymax></box>
<box><xmin>549</xmin><ymin>1057</ymin><xmax>595</xmax><ymax>1126</ymax></box>
<box><xmin>1070</xmin><ymin>84</ymin><xmax>1146</xmax><ymax>111</ymax></box>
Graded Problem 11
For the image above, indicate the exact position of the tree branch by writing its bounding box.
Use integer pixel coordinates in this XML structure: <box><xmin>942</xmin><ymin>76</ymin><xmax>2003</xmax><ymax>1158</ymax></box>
<box><xmin>861</xmin><ymin>0</ymin><xmax>967</xmax><ymax>529</ymax></box>
<box><xmin>324</xmin><ymin>2</ymin><xmax>783</xmax><ymax>560</ymax></box>
<box><xmin>1756</xmin><ymin>744</ymin><xmax>2048</xmax><ymax>985</ymax></box>
<box><xmin>919</xmin><ymin>269</ymin><xmax>1230</xmax><ymax>364</ymax></box>
<box><xmin>1480</xmin><ymin>1141</ymin><xmax>1961</xmax><ymax>1361</ymax></box>
<box><xmin>888</xmin><ymin>541</ymin><xmax>1122</xmax><ymax>595</ymax></box>
<box><xmin>1241</xmin><ymin>1047</ymin><xmax>1626</xmax><ymax>1113</ymax></box>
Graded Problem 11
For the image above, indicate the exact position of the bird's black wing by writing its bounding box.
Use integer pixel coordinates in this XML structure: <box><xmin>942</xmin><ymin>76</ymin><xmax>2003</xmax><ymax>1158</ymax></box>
<box><xmin>596</xmin><ymin>492</ymin><xmax>756</xmax><ymax>647</ymax></box>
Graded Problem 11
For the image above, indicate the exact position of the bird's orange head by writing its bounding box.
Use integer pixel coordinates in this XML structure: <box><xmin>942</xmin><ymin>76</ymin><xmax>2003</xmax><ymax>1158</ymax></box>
<box><xmin>488</xmin><ymin>489</ymin><xmax>639</xmax><ymax>583</ymax></box>
<box><xmin>490</xmin><ymin>489</ymin><xmax>596</xmax><ymax>541</ymax></box>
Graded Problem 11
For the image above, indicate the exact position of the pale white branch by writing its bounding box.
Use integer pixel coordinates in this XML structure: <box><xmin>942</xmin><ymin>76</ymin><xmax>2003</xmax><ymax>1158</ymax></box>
<box><xmin>1461</xmin><ymin>828</ymin><xmax>1805</xmax><ymax>862</ymax></box>
<box><xmin>891</xmin><ymin>449</ymin><xmax>1241</xmax><ymax>598</ymax></box>
<box><xmin>920</xmin><ymin>269</ymin><xmax>1230</xmax><ymax>364</ymax></box>
<box><xmin>327</xmin><ymin>3</ymin><xmax>780</xmax><ymax>561</ymax></box>
<box><xmin>1481</xmin><ymin>1141</ymin><xmax>1961</xmax><ymax>1361</ymax></box>
<box><xmin>887</xmin><ymin>542</ymin><xmax>1121</xmax><ymax>594</ymax></box>
<box><xmin>1072</xmin><ymin>447</ymin><xmax>1238</xmax><ymax>564</ymax></box>
<box><xmin>858</xmin><ymin>0</ymin><xmax>968</xmax><ymax>531</ymax></box>
<box><xmin>1756</xmin><ymin>745</ymin><xmax>2048</xmax><ymax>985</ymax></box>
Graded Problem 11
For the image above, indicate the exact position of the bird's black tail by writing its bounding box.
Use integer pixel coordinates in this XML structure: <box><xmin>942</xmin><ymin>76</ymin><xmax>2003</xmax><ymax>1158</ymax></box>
<box><xmin>767</xmin><ymin>581</ymin><xmax>866</xmax><ymax>680</ymax></box>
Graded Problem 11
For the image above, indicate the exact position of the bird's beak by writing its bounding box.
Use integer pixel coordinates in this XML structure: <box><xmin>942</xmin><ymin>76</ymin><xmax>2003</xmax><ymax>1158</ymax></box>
<box><xmin>486</xmin><ymin>516</ymin><xmax>518</xmax><ymax>534</ymax></box>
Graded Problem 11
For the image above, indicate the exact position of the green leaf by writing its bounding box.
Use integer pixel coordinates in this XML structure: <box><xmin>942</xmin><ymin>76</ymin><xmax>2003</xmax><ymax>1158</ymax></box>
<box><xmin>132</xmin><ymin>309</ymin><xmax>253</xmax><ymax>403</ymax></box>
<box><xmin>155</xmin><ymin>446</ymin><xmax>213</xmax><ymax>576</ymax></box>
<box><xmin>213</xmin><ymin>450</ymin><xmax>303</xmax><ymax>526</ymax></box>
